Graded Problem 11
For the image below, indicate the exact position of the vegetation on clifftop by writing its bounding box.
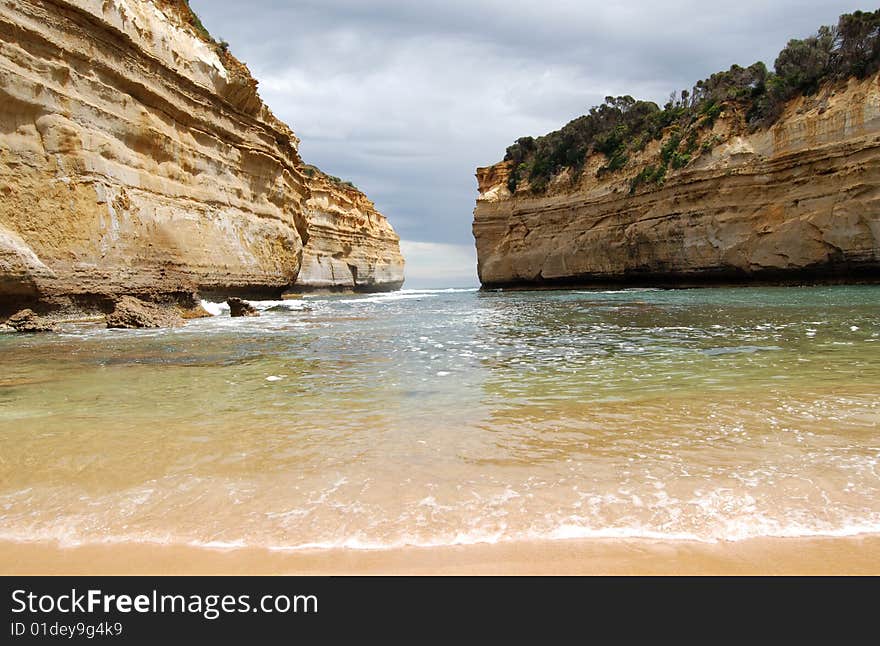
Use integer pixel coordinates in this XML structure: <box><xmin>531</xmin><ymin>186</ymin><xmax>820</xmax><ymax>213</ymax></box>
<box><xmin>181</xmin><ymin>1</ymin><xmax>212</xmax><ymax>41</ymax></box>
<box><xmin>152</xmin><ymin>1</ymin><xmax>212</xmax><ymax>41</ymax></box>
<box><xmin>161</xmin><ymin>2</ymin><xmax>234</xmax><ymax>61</ymax></box>
<box><xmin>302</xmin><ymin>165</ymin><xmax>359</xmax><ymax>190</ymax></box>
<box><xmin>504</xmin><ymin>10</ymin><xmax>880</xmax><ymax>195</ymax></box>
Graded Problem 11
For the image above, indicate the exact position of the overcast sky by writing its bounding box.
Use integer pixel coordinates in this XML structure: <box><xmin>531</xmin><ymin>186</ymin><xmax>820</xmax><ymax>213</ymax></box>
<box><xmin>189</xmin><ymin>0</ymin><xmax>860</xmax><ymax>287</ymax></box>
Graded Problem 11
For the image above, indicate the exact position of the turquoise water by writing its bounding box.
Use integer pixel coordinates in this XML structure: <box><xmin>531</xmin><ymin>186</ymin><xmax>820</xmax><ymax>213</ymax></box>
<box><xmin>0</xmin><ymin>285</ymin><xmax>878</xmax><ymax>548</ymax></box>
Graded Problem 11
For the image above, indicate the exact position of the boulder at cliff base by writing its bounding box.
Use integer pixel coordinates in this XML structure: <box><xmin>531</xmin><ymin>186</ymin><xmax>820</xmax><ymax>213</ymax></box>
<box><xmin>106</xmin><ymin>296</ymin><xmax>184</xmax><ymax>329</ymax></box>
<box><xmin>5</xmin><ymin>309</ymin><xmax>60</xmax><ymax>333</ymax></box>
<box><xmin>227</xmin><ymin>298</ymin><xmax>261</xmax><ymax>318</ymax></box>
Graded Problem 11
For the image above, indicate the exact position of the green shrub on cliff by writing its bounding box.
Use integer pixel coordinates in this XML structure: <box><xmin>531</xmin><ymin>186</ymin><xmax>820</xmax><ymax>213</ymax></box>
<box><xmin>597</xmin><ymin>149</ymin><xmax>628</xmax><ymax>177</ymax></box>
<box><xmin>504</xmin><ymin>9</ymin><xmax>880</xmax><ymax>195</ymax></box>
<box><xmin>629</xmin><ymin>164</ymin><xmax>666</xmax><ymax>194</ymax></box>
<box><xmin>181</xmin><ymin>1</ymin><xmax>214</xmax><ymax>42</ymax></box>
<box><xmin>699</xmin><ymin>101</ymin><xmax>723</xmax><ymax>127</ymax></box>
<box><xmin>300</xmin><ymin>165</ymin><xmax>358</xmax><ymax>190</ymax></box>
<box><xmin>504</xmin><ymin>96</ymin><xmax>661</xmax><ymax>192</ymax></box>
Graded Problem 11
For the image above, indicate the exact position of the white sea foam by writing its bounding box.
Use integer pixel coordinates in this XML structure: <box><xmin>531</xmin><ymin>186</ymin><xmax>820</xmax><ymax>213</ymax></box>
<box><xmin>327</xmin><ymin>287</ymin><xmax>479</xmax><ymax>305</ymax></box>
<box><xmin>400</xmin><ymin>288</ymin><xmax>479</xmax><ymax>294</ymax></box>
<box><xmin>575</xmin><ymin>288</ymin><xmax>662</xmax><ymax>294</ymax></box>
<box><xmin>200</xmin><ymin>300</ymin><xmax>227</xmax><ymax>316</ymax></box>
<box><xmin>202</xmin><ymin>299</ymin><xmax>315</xmax><ymax>313</ymax></box>
<box><xmin>3</xmin><ymin>513</ymin><xmax>880</xmax><ymax>553</ymax></box>
<box><xmin>336</xmin><ymin>293</ymin><xmax>434</xmax><ymax>304</ymax></box>
<box><xmin>193</xmin><ymin>540</ymin><xmax>247</xmax><ymax>550</ymax></box>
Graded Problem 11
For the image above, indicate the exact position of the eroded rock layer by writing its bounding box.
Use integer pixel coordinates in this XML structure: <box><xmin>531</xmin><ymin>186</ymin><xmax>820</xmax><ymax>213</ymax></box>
<box><xmin>298</xmin><ymin>171</ymin><xmax>404</xmax><ymax>292</ymax></box>
<box><xmin>473</xmin><ymin>74</ymin><xmax>880</xmax><ymax>287</ymax></box>
<box><xmin>0</xmin><ymin>0</ymin><xmax>403</xmax><ymax>316</ymax></box>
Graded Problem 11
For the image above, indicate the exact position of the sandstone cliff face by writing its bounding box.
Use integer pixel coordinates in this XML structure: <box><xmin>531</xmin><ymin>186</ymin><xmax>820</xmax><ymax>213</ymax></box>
<box><xmin>0</xmin><ymin>0</ymin><xmax>403</xmax><ymax>315</ymax></box>
<box><xmin>473</xmin><ymin>74</ymin><xmax>880</xmax><ymax>287</ymax></box>
<box><xmin>299</xmin><ymin>171</ymin><xmax>403</xmax><ymax>291</ymax></box>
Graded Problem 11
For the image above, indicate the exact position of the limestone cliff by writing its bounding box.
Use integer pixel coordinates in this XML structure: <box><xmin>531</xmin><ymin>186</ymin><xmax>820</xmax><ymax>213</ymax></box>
<box><xmin>0</xmin><ymin>0</ymin><xmax>403</xmax><ymax>316</ymax></box>
<box><xmin>299</xmin><ymin>169</ymin><xmax>403</xmax><ymax>291</ymax></box>
<box><xmin>473</xmin><ymin>74</ymin><xmax>880</xmax><ymax>288</ymax></box>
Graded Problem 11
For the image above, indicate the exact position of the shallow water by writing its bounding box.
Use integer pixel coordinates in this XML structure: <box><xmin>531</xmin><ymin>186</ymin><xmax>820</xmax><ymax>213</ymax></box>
<box><xmin>0</xmin><ymin>286</ymin><xmax>878</xmax><ymax>549</ymax></box>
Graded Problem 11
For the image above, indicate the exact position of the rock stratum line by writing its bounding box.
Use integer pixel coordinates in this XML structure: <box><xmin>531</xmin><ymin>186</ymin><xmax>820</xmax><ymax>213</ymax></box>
<box><xmin>473</xmin><ymin>74</ymin><xmax>880</xmax><ymax>288</ymax></box>
<box><xmin>0</xmin><ymin>0</ymin><xmax>404</xmax><ymax>318</ymax></box>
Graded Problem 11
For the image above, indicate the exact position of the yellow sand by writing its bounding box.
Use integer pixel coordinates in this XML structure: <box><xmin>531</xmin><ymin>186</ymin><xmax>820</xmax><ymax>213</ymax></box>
<box><xmin>1</xmin><ymin>536</ymin><xmax>878</xmax><ymax>575</ymax></box>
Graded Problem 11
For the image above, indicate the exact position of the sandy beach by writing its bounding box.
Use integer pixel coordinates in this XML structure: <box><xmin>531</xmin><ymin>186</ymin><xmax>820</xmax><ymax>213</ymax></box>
<box><xmin>2</xmin><ymin>536</ymin><xmax>879</xmax><ymax>576</ymax></box>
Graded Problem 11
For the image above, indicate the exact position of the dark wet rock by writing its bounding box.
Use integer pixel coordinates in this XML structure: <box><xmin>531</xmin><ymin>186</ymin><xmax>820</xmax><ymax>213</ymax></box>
<box><xmin>227</xmin><ymin>298</ymin><xmax>260</xmax><ymax>318</ymax></box>
<box><xmin>106</xmin><ymin>296</ymin><xmax>183</xmax><ymax>329</ymax></box>
<box><xmin>265</xmin><ymin>304</ymin><xmax>313</xmax><ymax>313</ymax></box>
<box><xmin>5</xmin><ymin>309</ymin><xmax>60</xmax><ymax>333</ymax></box>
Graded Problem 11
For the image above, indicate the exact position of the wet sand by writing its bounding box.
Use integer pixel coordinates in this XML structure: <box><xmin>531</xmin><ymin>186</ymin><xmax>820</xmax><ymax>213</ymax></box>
<box><xmin>2</xmin><ymin>536</ymin><xmax>879</xmax><ymax>575</ymax></box>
